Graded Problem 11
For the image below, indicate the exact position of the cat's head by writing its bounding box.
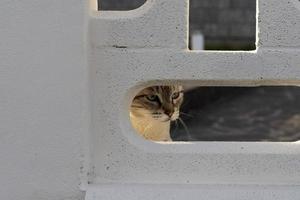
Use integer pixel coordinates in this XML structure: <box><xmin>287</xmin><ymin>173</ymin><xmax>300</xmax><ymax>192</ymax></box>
<box><xmin>130</xmin><ymin>86</ymin><xmax>184</xmax><ymax>122</ymax></box>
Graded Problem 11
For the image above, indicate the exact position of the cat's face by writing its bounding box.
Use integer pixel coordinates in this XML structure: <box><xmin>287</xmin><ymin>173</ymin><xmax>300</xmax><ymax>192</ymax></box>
<box><xmin>131</xmin><ymin>86</ymin><xmax>184</xmax><ymax>122</ymax></box>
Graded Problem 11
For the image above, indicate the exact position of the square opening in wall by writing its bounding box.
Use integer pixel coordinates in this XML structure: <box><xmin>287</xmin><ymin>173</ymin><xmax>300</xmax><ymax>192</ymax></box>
<box><xmin>189</xmin><ymin>0</ymin><xmax>256</xmax><ymax>50</ymax></box>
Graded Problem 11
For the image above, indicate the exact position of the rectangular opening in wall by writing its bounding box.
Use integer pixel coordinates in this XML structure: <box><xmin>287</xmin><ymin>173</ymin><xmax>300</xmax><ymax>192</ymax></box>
<box><xmin>130</xmin><ymin>86</ymin><xmax>300</xmax><ymax>142</ymax></box>
<box><xmin>189</xmin><ymin>0</ymin><xmax>256</xmax><ymax>50</ymax></box>
<box><xmin>98</xmin><ymin>0</ymin><xmax>146</xmax><ymax>10</ymax></box>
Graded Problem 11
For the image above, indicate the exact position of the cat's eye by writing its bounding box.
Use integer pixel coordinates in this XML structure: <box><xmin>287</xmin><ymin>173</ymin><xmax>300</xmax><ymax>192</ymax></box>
<box><xmin>171</xmin><ymin>92</ymin><xmax>180</xmax><ymax>99</ymax></box>
<box><xmin>146</xmin><ymin>95</ymin><xmax>158</xmax><ymax>102</ymax></box>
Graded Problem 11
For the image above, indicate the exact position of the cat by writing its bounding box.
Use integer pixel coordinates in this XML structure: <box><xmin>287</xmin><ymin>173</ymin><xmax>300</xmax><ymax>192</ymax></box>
<box><xmin>130</xmin><ymin>85</ymin><xmax>184</xmax><ymax>141</ymax></box>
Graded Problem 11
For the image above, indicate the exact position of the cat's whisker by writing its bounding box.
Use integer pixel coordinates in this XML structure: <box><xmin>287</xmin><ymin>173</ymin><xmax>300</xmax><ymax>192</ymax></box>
<box><xmin>178</xmin><ymin>117</ymin><xmax>192</xmax><ymax>140</ymax></box>
<box><xmin>174</xmin><ymin>120</ymin><xmax>179</xmax><ymax>133</ymax></box>
<box><xmin>180</xmin><ymin>112</ymin><xmax>193</xmax><ymax>118</ymax></box>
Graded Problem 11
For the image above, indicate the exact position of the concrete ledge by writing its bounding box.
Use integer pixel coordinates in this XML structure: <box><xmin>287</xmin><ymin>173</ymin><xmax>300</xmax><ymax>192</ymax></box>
<box><xmin>85</xmin><ymin>184</ymin><xmax>300</xmax><ymax>200</ymax></box>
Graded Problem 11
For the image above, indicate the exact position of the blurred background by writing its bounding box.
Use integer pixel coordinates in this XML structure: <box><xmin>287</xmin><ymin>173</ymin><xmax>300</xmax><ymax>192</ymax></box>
<box><xmin>98</xmin><ymin>0</ymin><xmax>300</xmax><ymax>141</ymax></box>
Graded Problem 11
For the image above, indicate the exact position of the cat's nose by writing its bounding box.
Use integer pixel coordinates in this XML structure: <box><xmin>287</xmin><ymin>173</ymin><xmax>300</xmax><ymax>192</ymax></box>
<box><xmin>164</xmin><ymin>110</ymin><xmax>173</xmax><ymax>117</ymax></box>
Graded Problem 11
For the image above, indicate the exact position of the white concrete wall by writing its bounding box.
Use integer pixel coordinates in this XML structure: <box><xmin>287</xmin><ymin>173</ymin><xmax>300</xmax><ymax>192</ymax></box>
<box><xmin>1</xmin><ymin>0</ymin><xmax>300</xmax><ymax>200</ymax></box>
<box><xmin>0</xmin><ymin>0</ymin><xmax>88</xmax><ymax>199</ymax></box>
<box><xmin>87</xmin><ymin>0</ymin><xmax>300</xmax><ymax>199</ymax></box>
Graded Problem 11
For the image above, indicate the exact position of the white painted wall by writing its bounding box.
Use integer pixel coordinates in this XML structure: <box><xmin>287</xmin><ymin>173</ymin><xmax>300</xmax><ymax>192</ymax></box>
<box><xmin>1</xmin><ymin>0</ymin><xmax>300</xmax><ymax>200</ymax></box>
<box><xmin>87</xmin><ymin>0</ymin><xmax>300</xmax><ymax>199</ymax></box>
<box><xmin>0</xmin><ymin>0</ymin><xmax>88</xmax><ymax>199</ymax></box>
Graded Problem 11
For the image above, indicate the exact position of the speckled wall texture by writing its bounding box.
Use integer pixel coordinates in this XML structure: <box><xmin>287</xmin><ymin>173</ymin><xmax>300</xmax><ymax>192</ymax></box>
<box><xmin>1</xmin><ymin>0</ymin><xmax>300</xmax><ymax>200</ymax></box>
<box><xmin>99</xmin><ymin>0</ymin><xmax>256</xmax><ymax>48</ymax></box>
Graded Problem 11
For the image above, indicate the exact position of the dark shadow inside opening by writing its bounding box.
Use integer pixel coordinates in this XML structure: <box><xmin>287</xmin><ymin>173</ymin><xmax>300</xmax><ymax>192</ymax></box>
<box><xmin>171</xmin><ymin>86</ymin><xmax>300</xmax><ymax>141</ymax></box>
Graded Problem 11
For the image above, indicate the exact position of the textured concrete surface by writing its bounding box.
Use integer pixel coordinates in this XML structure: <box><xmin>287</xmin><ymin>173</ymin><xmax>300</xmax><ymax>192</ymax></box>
<box><xmin>258</xmin><ymin>0</ymin><xmax>300</xmax><ymax>47</ymax></box>
<box><xmin>91</xmin><ymin>0</ymin><xmax>188</xmax><ymax>49</ymax></box>
<box><xmin>86</xmin><ymin>184</ymin><xmax>300</xmax><ymax>200</ymax></box>
<box><xmin>99</xmin><ymin>0</ymin><xmax>256</xmax><ymax>48</ymax></box>
<box><xmin>1</xmin><ymin>0</ymin><xmax>300</xmax><ymax>199</ymax></box>
<box><xmin>88</xmin><ymin>0</ymin><xmax>300</xmax><ymax>199</ymax></box>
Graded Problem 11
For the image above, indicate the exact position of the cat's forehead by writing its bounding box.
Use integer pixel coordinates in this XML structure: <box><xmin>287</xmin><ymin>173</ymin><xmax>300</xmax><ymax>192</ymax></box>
<box><xmin>139</xmin><ymin>86</ymin><xmax>182</xmax><ymax>95</ymax></box>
